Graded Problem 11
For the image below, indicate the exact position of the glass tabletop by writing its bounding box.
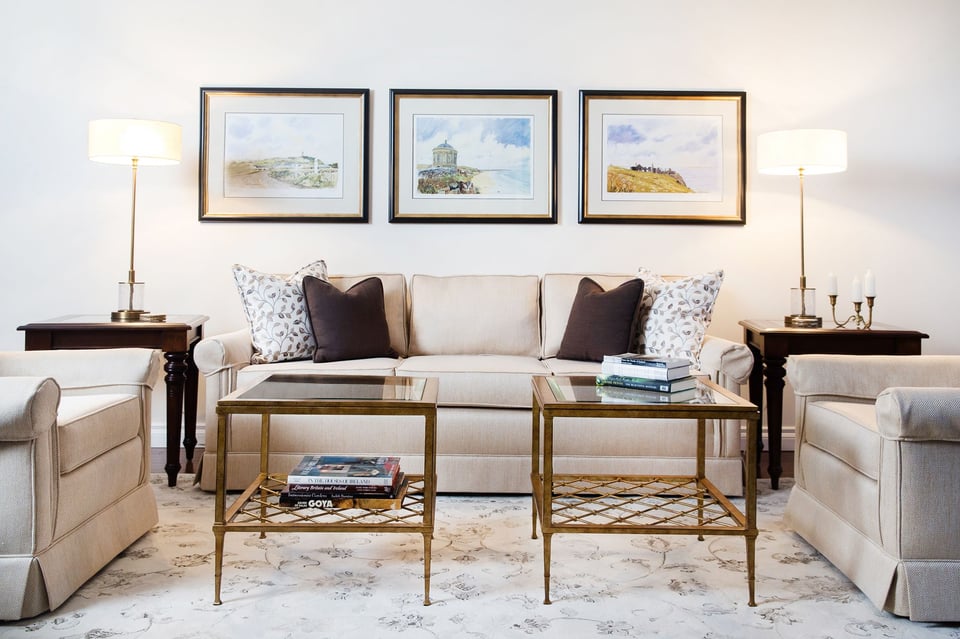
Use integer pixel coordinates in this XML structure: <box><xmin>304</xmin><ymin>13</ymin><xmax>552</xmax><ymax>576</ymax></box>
<box><xmin>546</xmin><ymin>375</ymin><xmax>736</xmax><ymax>406</ymax></box>
<box><xmin>236</xmin><ymin>374</ymin><xmax>428</xmax><ymax>402</ymax></box>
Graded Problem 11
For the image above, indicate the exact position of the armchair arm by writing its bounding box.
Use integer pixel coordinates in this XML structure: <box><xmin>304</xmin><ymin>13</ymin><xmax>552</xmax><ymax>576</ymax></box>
<box><xmin>0</xmin><ymin>348</ymin><xmax>160</xmax><ymax>392</ymax></box>
<box><xmin>699</xmin><ymin>334</ymin><xmax>754</xmax><ymax>392</ymax></box>
<box><xmin>0</xmin><ymin>377</ymin><xmax>59</xmax><ymax>441</ymax></box>
<box><xmin>787</xmin><ymin>354</ymin><xmax>960</xmax><ymax>400</ymax></box>
<box><xmin>876</xmin><ymin>387</ymin><xmax>960</xmax><ymax>441</ymax></box>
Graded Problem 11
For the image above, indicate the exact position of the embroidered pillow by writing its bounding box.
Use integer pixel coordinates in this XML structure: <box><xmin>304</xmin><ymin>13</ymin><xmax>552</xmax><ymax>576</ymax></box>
<box><xmin>636</xmin><ymin>267</ymin><xmax>724</xmax><ymax>367</ymax></box>
<box><xmin>557</xmin><ymin>277</ymin><xmax>645</xmax><ymax>362</ymax></box>
<box><xmin>232</xmin><ymin>260</ymin><xmax>328</xmax><ymax>363</ymax></box>
<box><xmin>302</xmin><ymin>276</ymin><xmax>397</xmax><ymax>363</ymax></box>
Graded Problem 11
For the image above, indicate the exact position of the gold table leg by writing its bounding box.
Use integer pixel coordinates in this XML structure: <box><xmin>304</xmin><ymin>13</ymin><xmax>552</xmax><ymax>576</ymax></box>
<box><xmin>422</xmin><ymin>532</ymin><xmax>433</xmax><ymax>606</ymax></box>
<box><xmin>542</xmin><ymin>531</ymin><xmax>552</xmax><ymax>605</ymax></box>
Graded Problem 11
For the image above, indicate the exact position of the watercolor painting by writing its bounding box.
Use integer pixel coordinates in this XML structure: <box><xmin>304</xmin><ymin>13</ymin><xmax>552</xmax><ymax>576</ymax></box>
<box><xmin>413</xmin><ymin>115</ymin><xmax>533</xmax><ymax>198</ymax></box>
<box><xmin>602</xmin><ymin>114</ymin><xmax>723</xmax><ymax>201</ymax></box>
<box><xmin>223</xmin><ymin>113</ymin><xmax>344</xmax><ymax>199</ymax></box>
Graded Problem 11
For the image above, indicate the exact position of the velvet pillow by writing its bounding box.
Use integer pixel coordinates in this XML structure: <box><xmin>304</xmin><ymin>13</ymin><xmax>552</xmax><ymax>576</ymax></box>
<box><xmin>557</xmin><ymin>277</ymin><xmax>645</xmax><ymax>362</ymax></box>
<box><xmin>302</xmin><ymin>276</ymin><xmax>397</xmax><ymax>363</ymax></box>
<box><xmin>232</xmin><ymin>260</ymin><xmax>328</xmax><ymax>364</ymax></box>
<box><xmin>636</xmin><ymin>267</ymin><xmax>724</xmax><ymax>367</ymax></box>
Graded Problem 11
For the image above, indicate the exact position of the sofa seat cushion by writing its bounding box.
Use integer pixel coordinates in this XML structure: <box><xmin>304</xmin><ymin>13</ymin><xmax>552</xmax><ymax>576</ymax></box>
<box><xmin>57</xmin><ymin>394</ymin><xmax>141</xmax><ymax>473</ymax></box>
<box><xmin>236</xmin><ymin>358</ymin><xmax>401</xmax><ymax>390</ymax></box>
<box><xmin>542</xmin><ymin>357</ymin><xmax>601</xmax><ymax>376</ymax></box>
<box><xmin>397</xmin><ymin>355</ymin><xmax>549</xmax><ymax>408</ymax></box>
<box><xmin>804</xmin><ymin>400</ymin><xmax>880</xmax><ymax>480</ymax></box>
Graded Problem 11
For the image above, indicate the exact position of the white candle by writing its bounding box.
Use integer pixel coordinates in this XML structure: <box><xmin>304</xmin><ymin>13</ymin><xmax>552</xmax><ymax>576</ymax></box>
<box><xmin>851</xmin><ymin>277</ymin><xmax>863</xmax><ymax>303</ymax></box>
<box><xmin>827</xmin><ymin>273</ymin><xmax>838</xmax><ymax>296</ymax></box>
<box><xmin>864</xmin><ymin>270</ymin><xmax>876</xmax><ymax>297</ymax></box>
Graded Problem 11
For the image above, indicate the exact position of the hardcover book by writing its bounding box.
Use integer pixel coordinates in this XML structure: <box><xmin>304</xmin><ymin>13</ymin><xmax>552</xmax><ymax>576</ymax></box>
<box><xmin>596</xmin><ymin>385</ymin><xmax>698</xmax><ymax>404</ymax></box>
<box><xmin>286</xmin><ymin>455</ymin><xmax>401</xmax><ymax>486</ymax></box>
<box><xmin>603</xmin><ymin>353</ymin><xmax>692</xmax><ymax>369</ymax></box>
<box><xmin>280</xmin><ymin>476</ymin><xmax>409</xmax><ymax>510</ymax></box>
<box><xmin>600</xmin><ymin>359</ymin><xmax>691</xmax><ymax>381</ymax></box>
<box><xmin>596</xmin><ymin>373</ymin><xmax>698</xmax><ymax>393</ymax></box>
<box><xmin>287</xmin><ymin>472</ymin><xmax>405</xmax><ymax>496</ymax></box>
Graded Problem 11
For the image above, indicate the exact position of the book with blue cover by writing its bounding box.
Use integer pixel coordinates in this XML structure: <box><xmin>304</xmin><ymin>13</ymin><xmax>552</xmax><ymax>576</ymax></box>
<box><xmin>596</xmin><ymin>373</ymin><xmax>697</xmax><ymax>393</ymax></box>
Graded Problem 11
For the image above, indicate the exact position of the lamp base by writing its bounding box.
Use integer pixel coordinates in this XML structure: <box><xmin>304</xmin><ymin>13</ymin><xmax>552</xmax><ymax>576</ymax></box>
<box><xmin>111</xmin><ymin>309</ymin><xmax>145</xmax><ymax>322</ymax></box>
<box><xmin>784</xmin><ymin>314</ymin><xmax>823</xmax><ymax>328</ymax></box>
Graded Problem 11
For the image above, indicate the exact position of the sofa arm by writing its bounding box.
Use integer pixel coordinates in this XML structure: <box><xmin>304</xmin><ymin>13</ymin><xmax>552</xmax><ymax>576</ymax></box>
<box><xmin>0</xmin><ymin>349</ymin><xmax>160</xmax><ymax>393</ymax></box>
<box><xmin>0</xmin><ymin>378</ymin><xmax>59</xmax><ymax>441</ymax></box>
<box><xmin>788</xmin><ymin>355</ymin><xmax>960</xmax><ymax>400</ymax></box>
<box><xmin>699</xmin><ymin>334</ymin><xmax>754</xmax><ymax>392</ymax></box>
<box><xmin>876</xmin><ymin>387</ymin><xmax>960</xmax><ymax>441</ymax></box>
<box><xmin>195</xmin><ymin>328</ymin><xmax>253</xmax><ymax>431</ymax></box>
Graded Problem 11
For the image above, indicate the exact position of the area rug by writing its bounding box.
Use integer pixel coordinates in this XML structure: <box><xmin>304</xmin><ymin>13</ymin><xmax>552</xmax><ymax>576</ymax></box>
<box><xmin>1</xmin><ymin>476</ymin><xmax>957</xmax><ymax>638</ymax></box>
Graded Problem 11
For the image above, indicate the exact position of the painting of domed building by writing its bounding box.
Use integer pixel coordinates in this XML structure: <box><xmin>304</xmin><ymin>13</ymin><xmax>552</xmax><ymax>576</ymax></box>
<box><xmin>432</xmin><ymin>140</ymin><xmax>457</xmax><ymax>167</ymax></box>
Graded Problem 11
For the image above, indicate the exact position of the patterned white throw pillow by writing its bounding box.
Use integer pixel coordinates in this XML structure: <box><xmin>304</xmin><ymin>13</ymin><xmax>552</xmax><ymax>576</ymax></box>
<box><xmin>232</xmin><ymin>260</ymin><xmax>329</xmax><ymax>363</ymax></box>
<box><xmin>636</xmin><ymin>267</ymin><xmax>724</xmax><ymax>367</ymax></box>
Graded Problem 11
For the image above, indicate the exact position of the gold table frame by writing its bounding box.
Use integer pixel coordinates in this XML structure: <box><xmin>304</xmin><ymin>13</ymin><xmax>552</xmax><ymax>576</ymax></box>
<box><xmin>530</xmin><ymin>375</ymin><xmax>760</xmax><ymax>605</ymax></box>
<box><xmin>213</xmin><ymin>374</ymin><xmax>439</xmax><ymax>606</ymax></box>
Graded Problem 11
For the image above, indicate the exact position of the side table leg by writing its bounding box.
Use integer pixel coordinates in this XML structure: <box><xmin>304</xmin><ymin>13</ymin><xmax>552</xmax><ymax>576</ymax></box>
<box><xmin>746</xmin><ymin>343</ymin><xmax>764</xmax><ymax>473</ymax></box>
<box><xmin>762</xmin><ymin>356</ymin><xmax>787</xmax><ymax>489</ymax></box>
<box><xmin>422</xmin><ymin>532</ymin><xmax>432</xmax><ymax>606</ymax></box>
<box><xmin>182</xmin><ymin>341</ymin><xmax>200</xmax><ymax>467</ymax></box>
<box><xmin>542</xmin><ymin>531</ymin><xmax>553</xmax><ymax>605</ymax></box>
<box><xmin>163</xmin><ymin>351</ymin><xmax>188</xmax><ymax>487</ymax></box>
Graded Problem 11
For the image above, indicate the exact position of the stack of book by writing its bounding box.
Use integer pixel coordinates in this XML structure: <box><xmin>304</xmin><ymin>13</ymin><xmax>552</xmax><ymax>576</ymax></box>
<box><xmin>596</xmin><ymin>353</ymin><xmax>697</xmax><ymax>402</ymax></box>
<box><xmin>280</xmin><ymin>455</ymin><xmax>407</xmax><ymax>509</ymax></box>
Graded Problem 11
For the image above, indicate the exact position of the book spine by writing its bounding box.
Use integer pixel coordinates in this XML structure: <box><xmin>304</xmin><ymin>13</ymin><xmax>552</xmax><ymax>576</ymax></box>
<box><xmin>285</xmin><ymin>473</ymin><xmax>397</xmax><ymax>486</ymax></box>
<box><xmin>601</xmin><ymin>362</ymin><xmax>670</xmax><ymax>380</ymax></box>
<box><xmin>597</xmin><ymin>375</ymin><xmax>673</xmax><ymax>392</ymax></box>
<box><xmin>287</xmin><ymin>483</ymin><xmax>396</xmax><ymax>496</ymax></box>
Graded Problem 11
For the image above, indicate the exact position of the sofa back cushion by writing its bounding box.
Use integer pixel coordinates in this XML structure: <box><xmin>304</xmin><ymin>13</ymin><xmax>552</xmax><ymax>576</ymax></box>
<box><xmin>328</xmin><ymin>274</ymin><xmax>408</xmax><ymax>357</ymax></box>
<box><xmin>408</xmin><ymin>274</ymin><xmax>540</xmax><ymax>356</ymax></box>
<box><xmin>541</xmin><ymin>273</ymin><xmax>634</xmax><ymax>359</ymax></box>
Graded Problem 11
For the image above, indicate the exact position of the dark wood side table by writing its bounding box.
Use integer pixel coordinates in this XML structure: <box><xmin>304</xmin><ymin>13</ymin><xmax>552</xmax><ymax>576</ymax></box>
<box><xmin>739</xmin><ymin>319</ymin><xmax>928</xmax><ymax>489</ymax></box>
<box><xmin>18</xmin><ymin>314</ymin><xmax>209</xmax><ymax>487</ymax></box>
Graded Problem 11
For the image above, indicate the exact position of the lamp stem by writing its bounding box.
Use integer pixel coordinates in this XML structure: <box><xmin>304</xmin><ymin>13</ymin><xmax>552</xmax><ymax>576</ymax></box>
<box><xmin>127</xmin><ymin>157</ymin><xmax>139</xmax><ymax>311</ymax></box>
<box><xmin>797</xmin><ymin>167</ymin><xmax>807</xmax><ymax>313</ymax></box>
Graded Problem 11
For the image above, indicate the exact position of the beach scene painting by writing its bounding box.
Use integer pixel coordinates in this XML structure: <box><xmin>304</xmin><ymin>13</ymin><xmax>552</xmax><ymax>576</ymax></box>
<box><xmin>413</xmin><ymin>115</ymin><xmax>534</xmax><ymax>199</ymax></box>
<box><xmin>602</xmin><ymin>114</ymin><xmax>723</xmax><ymax>202</ymax></box>
<box><xmin>223</xmin><ymin>112</ymin><xmax>344</xmax><ymax>199</ymax></box>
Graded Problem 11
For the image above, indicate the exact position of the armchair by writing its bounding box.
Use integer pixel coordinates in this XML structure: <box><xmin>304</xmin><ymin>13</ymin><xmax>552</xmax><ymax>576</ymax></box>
<box><xmin>0</xmin><ymin>348</ymin><xmax>161</xmax><ymax>620</ymax></box>
<box><xmin>784</xmin><ymin>354</ymin><xmax>960</xmax><ymax>622</ymax></box>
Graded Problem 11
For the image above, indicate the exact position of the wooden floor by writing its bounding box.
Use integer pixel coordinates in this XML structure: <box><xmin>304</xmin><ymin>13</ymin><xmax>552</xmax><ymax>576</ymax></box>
<box><xmin>151</xmin><ymin>448</ymin><xmax>794</xmax><ymax>480</ymax></box>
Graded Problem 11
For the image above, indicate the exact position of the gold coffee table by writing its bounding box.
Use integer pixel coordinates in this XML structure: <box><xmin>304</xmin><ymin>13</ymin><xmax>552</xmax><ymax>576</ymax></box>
<box><xmin>530</xmin><ymin>375</ymin><xmax>760</xmax><ymax>605</ymax></box>
<box><xmin>213</xmin><ymin>374</ymin><xmax>439</xmax><ymax>605</ymax></box>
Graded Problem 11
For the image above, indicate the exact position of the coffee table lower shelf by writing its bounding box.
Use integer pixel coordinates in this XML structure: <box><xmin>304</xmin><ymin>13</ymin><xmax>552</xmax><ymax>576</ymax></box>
<box><xmin>531</xmin><ymin>472</ymin><xmax>756</xmax><ymax>605</ymax></box>
<box><xmin>213</xmin><ymin>472</ymin><xmax>434</xmax><ymax>605</ymax></box>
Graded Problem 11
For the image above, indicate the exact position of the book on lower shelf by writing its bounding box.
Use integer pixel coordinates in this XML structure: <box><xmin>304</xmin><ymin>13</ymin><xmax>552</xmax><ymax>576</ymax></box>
<box><xmin>286</xmin><ymin>455</ymin><xmax>401</xmax><ymax>486</ymax></box>
<box><xmin>601</xmin><ymin>353</ymin><xmax>692</xmax><ymax>381</ymax></box>
<box><xmin>280</xmin><ymin>475</ymin><xmax>409</xmax><ymax>510</ymax></box>
<box><xmin>596</xmin><ymin>373</ymin><xmax>698</xmax><ymax>393</ymax></box>
<box><xmin>287</xmin><ymin>472</ymin><xmax>406</xmax><ymax>496</ymax></box>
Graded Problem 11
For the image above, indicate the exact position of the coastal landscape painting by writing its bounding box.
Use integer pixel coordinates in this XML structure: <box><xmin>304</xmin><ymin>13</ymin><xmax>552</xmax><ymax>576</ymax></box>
<box><xmin>390</xmin><ymin>89</ymin><xmax>557</xmax><ymax>222</ymax></box>
<box><xmin>413</xmin><ymin>115</ymin><xmax>533</xmax><ymax>198</ymax></box>
<box><xmin>580</xmin><ymin>90</ymin><xmax>746</xmax><ymax>224</ymax></box>
<box><xmin>200</xmin><ymin>88</ymin><xmax>369</xmax><ymax>222</ymax></box>
<box><xmin>224</xmin><ymin>113</ymin><xmax>343</xmax><ymax>198</ymax></box>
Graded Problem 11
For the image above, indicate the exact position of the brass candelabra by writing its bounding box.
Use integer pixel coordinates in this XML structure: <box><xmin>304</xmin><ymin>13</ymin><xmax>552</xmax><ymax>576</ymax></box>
<box><xmin>829</xmin><ymin>295</ymin><xmax>875</xmax><ymax>329</ymax></box>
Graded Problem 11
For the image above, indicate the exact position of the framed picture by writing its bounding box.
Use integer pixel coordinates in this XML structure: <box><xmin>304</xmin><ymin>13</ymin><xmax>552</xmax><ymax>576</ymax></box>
<box><xmin>199</xmin><ymin>87</ymin><xmax>369</xmax><ymax>222</ymax></box>
<box><xmin>579</xmin><ymin>90</ymin><xmax>746</xmax><ymax>224</ymax></box>
<box><xmin>389</xmin><ymin>89</ymin><xmax>558</xmax><ymax>223</ymax></box>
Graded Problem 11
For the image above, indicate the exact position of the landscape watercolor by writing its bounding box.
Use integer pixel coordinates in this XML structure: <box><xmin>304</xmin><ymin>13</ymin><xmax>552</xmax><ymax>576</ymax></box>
<box><xmin>602</xmin><ymin>114</ymin><xmax>723</xmax><ymax>200</ymax></box>
<box><xmin>413</xmin><ymin>114</ymin><xmax>534</xmax><ymax>198</ymax></box>
<box><xmin>223</xmin><ymin>113</ymin><xmax>344</xmax><ymax>199</ymax></box>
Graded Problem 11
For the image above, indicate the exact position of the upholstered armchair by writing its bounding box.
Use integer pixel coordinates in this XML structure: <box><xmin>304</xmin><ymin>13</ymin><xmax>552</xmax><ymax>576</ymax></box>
<box><xmin>785</xmin><ymin>354</ymin><xmax>960</xmax><ymax>622</ymax></box>
<box><xmin>0</xmin><ymin>348</ymin><xmax>161</xmax><ymax>620</ymax></box>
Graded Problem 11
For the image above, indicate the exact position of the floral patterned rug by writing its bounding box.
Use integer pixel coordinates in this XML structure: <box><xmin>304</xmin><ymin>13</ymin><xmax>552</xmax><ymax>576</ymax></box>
<box><xmin>1</xmin><ymin>476</ymin><xmax>957</xmax><ymax>638</ymax></box>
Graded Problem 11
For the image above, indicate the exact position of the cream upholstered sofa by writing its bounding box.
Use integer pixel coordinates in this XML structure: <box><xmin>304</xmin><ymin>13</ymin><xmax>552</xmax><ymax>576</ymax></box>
<box><xmin>0</xmin><ymin>348</ymin><xmax>160</xmax><ymax>620</ymax></box>
<box><xmin>785</xmin><ymin>354</ymin><xmax>960</xmax><ymax>622</ymax></box>
<box><xmin>195</xmin><ymin>271</ymin><xmax>754</xmax><ymax>495</ymax></box>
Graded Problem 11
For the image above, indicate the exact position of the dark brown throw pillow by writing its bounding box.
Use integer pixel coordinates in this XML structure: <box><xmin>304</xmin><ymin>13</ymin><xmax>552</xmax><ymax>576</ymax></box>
<box><xmin>557</xmin><ymin>277</ymin><xmax>645</xmax><ymax>362</ymax></box>
<box><xmin>302</xmin><ymin>276</ymin><xmax>397</xmax><ymax>362</ymax></box>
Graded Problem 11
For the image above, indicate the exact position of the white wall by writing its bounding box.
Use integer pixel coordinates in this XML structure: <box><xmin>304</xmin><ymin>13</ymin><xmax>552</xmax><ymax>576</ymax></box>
<box><xmin>3</xmin><ymin>1</ymin><xmax>959</xmax><ymax>423</ymax></box>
